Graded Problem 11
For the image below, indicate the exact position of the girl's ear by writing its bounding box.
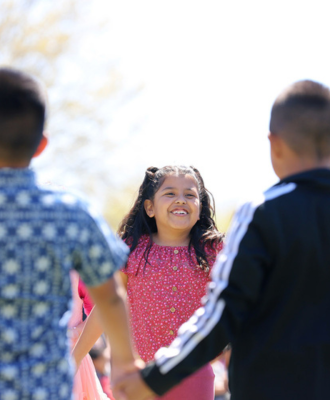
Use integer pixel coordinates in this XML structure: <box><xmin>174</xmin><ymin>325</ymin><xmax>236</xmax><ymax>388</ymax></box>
<box><xmin>144</xmin><ymin>199</ymin><xmax>155</xmax><ymax>218</ymax></box>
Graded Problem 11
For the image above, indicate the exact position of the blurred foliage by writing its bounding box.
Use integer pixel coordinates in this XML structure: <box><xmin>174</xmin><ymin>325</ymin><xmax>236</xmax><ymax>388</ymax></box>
<box><xmin>0</xmin><ymin>0</ymin><xmax>143</xmax><ymax>218</ymax></box>
<box><xmin>216</xmin><ymin>208</ymin><xmax>235</xmax><ymax>234</ymax></box>
<box><xmin>0</xmin><ymin>0</ymin><xmax>76</xmax><ymax>84</ymax></box>
<box><xmin>103</xmin><ymin>183</ymin><xmax>139</xmax><ymax>231</ymax></box>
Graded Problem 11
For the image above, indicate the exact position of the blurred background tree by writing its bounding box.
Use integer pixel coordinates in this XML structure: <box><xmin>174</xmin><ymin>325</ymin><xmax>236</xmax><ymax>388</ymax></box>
<box><xmin>0</xmin><ymin>0</ymin><xmax>143</xmax><ymax>228</ymax></box>
<box><xmin>0</xmin><ymin>0</ymin><xmax>234</xmax><ymax>232</ymax></box>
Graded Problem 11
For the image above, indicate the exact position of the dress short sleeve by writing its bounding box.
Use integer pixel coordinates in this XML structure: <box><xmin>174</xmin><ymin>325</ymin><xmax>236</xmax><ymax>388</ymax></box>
<box><xmin>121</xmin><ymin>236</ymin><xmax>149</xmax><ymax>276</ymax></box>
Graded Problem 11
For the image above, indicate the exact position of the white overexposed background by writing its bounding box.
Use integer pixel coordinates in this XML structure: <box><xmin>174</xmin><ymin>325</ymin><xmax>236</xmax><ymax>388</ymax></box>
<box><xmin>33</xmin><ymin>0</ymin><xmax>330</xmax><ymax>225</ymax></box>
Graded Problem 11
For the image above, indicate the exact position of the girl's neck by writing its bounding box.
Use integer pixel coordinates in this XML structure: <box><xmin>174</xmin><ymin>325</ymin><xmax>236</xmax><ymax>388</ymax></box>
<box><xmin>152</xmin><ymin>231</ymin><xmax>191</xmax><ymax>247</ymax></box>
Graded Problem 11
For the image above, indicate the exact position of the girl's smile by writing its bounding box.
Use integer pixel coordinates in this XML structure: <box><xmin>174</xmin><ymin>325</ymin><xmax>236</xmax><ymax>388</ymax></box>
<box><xmin>144</xmin><ymin>173</ymin><xmax>200</xmax><ymax>244</ymax></box>
<box><xmin>170</xmin><ymin>208</ymin><xmax>189</xmax><ymax>216</ymax></box>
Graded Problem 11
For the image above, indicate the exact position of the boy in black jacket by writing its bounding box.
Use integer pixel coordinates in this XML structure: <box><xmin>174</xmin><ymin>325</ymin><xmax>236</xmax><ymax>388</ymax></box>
<box><xmin>114</xmin><ymin>79</ymin><xmax>330</xmax><ymax>400</ymax></box>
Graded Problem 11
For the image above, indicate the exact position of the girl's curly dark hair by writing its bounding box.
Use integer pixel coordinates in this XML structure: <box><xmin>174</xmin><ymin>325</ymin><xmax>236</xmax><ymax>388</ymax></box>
<box><xmin>118</xmin><ymin>165</ymin><xmax>224</xmax><ymax>273</ymax></box>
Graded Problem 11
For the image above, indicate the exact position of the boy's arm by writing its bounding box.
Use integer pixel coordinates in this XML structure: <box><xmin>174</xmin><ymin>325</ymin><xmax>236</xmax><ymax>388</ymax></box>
<box><xmin>114</xmin><ymin>201</ymin><xmax>271</xmax><ymax>398</ymax></box>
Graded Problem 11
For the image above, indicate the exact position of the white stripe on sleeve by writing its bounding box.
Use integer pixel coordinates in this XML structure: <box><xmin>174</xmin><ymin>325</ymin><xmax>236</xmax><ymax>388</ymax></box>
<box><xmin>155</xmin><ymin>183</ymin><xmax>296</xmax><ymax>374</ymax></box>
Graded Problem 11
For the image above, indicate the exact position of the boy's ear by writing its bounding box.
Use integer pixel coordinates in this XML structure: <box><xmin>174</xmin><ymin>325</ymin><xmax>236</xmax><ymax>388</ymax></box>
<box><xmin>144</xmin><ymin>199</ymin><xmax>155</xmax><ymax>218</ymax></box>
<box><xmin>268</xmin><ymin>132</ymin><xmax>283</xmax><ymax>159</ymax></box>
<box><xmin>33</xmin><ymin>133</ymin><xmax>48</xmax><ymax>158</ymax></box>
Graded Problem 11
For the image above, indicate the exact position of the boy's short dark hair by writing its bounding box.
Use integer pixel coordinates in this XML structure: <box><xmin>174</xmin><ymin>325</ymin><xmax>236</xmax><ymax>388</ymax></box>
<box><xmin>0</xmin><ymin>67</ymin><xmax>46</xmax><ymax>162</ymax></box>
<box><xmin>269</xmin><ymin>80</ymin><xmax>330</xmax><ymax>159</ymax></box>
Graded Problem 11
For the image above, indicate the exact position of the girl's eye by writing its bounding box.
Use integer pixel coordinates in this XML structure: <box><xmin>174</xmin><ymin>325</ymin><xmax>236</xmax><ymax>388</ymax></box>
<box><xmin>186</xmin><ymin>193</ymin><xmax>196</xmax><ymax>198</ymax></box>
<box><xmin>165</xmin><ymin>192</ymin><xmax>175</xmax><ymax>196</ymax></box>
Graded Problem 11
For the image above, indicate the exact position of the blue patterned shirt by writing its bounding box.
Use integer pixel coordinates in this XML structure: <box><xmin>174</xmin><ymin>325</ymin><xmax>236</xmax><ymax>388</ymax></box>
<box><xmin>0</xmin><ymin>168</ymin><xmax>129</xmax><ymax>400</ymax></box>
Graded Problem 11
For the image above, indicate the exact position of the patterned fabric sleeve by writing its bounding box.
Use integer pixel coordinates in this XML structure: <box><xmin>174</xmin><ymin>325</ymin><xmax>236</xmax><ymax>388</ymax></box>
<box><xmin>73</xmin><ymin>207</ymin><xmax>129</xmax><ymax>287</ymax></box>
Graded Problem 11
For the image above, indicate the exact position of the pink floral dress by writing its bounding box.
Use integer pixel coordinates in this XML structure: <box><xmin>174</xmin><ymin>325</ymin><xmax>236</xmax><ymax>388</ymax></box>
<box><xmin>122</xmin><ymin>235</ymin><xmax>223</xmax><ymax>400</ymax></box>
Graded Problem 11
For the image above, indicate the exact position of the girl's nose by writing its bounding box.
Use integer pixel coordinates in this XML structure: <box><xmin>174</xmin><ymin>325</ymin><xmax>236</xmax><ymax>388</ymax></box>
<box><xmin>175</xmin><ymin>195</ymin><xmax>186</xmax><ymax>204</ymax></box>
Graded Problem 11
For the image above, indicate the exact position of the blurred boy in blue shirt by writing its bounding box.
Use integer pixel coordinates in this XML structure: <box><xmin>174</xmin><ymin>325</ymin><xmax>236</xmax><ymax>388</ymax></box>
<box><xmin>0</xmin><ymin>67</ymin><xmax>135</xmax><ymax>400</ymax></box>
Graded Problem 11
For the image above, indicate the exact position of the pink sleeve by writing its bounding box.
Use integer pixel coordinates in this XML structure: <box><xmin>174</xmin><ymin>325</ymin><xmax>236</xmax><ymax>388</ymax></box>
<box><xmin>121</xmin><ymin>235</ymin><xmax>148</xmax><ymax>276</ymax></box>
<box><xmin>78</xmin><ymin>278</ymin><xmax>94</xmax><ymax>316</ymax></box>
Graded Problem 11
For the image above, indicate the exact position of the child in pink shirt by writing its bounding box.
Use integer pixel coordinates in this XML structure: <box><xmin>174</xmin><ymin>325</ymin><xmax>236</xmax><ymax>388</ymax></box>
<box><xmin>118</xmin><ymin>165</ymin><xmax>224</xmax><ymax>400</ymax></box>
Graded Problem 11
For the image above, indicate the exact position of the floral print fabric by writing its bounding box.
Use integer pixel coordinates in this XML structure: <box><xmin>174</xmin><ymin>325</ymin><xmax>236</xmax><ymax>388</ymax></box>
<box><xmin>122</xmin><ymin>235</ymin><xmax>222</xmax><ymax>362</ymax></box>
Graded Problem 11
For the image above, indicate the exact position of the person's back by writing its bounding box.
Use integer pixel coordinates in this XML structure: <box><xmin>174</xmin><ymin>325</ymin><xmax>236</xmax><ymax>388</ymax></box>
<box><xmin>0</xmin><ymin>68</ymin><xmax>133</xmax><ymax>400</ymax></box>
<box><xmin>0</xmin><ymin>174</ymin><xmax>110</xmax><ymax>398</ymax></box>
<box><xmin>221</xmin><ymin>80</ymin><xmax>330</xmax><ymax>399</ymax></box>
<box><xmin>226</xmin><ymin>80</ymin><xmax>330</xmax><ymax>398</ymax></box>
<box><xmin>228</xmin><ymin>168</ymin><xmax>330</xmax><ymax>398</ymax></box>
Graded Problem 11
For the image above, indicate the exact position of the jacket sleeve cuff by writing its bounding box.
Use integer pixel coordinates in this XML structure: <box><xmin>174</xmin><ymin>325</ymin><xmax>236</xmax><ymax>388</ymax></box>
<box><xmin>140</xmin><ymin>362</ymin><xmax>182</xmax><ymax>396</ymax></box>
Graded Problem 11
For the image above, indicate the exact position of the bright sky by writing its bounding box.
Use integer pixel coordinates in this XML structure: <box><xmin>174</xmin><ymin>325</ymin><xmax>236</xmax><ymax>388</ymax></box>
<box><xmin>36</xmin><ymin>0</ymin><xmax>330</xmax><ymax>215</ymax></box>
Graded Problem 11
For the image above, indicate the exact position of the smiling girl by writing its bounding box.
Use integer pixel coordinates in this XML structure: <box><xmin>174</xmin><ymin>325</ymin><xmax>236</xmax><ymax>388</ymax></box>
<box><xmin>118</xmin><ymin>165</ymin><xmax>224</xmax><ymax>399</ymax></box>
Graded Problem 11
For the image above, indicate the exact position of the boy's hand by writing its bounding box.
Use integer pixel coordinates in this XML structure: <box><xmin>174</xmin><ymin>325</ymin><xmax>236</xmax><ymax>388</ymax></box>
<box><xmin>111</xmin><ymin>358</ymin><xmax>145</xmax><ymax>383</ymax></box>
<box><xmin>112</xmin><ymin>362</ymin><xmax>156</xmax><ymax>400</ymax></box>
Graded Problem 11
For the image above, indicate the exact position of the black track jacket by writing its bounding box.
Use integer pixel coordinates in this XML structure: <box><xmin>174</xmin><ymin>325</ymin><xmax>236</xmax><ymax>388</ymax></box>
<box><xmin>141</xmin><ymin>169</ymin><xmax>330</xmax><ymax>400</ymax></box>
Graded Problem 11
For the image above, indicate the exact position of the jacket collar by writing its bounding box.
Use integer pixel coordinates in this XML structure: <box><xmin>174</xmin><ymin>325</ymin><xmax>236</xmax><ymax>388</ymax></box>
<box><xmin>277</xmin><ymin>168</ymin><xmax>330</xmax><ymax>191</ymax></box>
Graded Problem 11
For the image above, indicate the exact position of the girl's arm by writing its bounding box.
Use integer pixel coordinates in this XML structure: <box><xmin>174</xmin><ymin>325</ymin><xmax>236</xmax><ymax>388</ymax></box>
<box><xmin>71</xmin><ymin>306</ymin><xmax>103</xmax><ymax>369</ymax></box>
<box><xmin>72</xmin><ymin>271</ymin><xmax>128</xmax><ymax>367</ymax></box>
<box><xmin>85</xmin><ymin>273</ymin><xmax>137</xmax><ymax>379</ymax></box>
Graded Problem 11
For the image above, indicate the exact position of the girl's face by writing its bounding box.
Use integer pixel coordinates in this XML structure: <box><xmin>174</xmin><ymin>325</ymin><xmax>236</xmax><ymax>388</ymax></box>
<box><xmin>144</xmin><ymin>173</ymin><xmax>200</xmax><ymax>236</ymax></box>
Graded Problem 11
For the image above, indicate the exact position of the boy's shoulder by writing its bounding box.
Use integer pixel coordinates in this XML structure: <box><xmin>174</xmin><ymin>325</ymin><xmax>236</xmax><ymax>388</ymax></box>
<box><xmin>35</xmin><ymin>183</ymin><xmax>100</xmax><ymax>221</ymax></box>
<box><xmin>261</xmin><ymin>182</ymin><xmax>297</xmax><ymax>205</ymax></box>
<box><xmin>231</xmin><ymin>181</ymin><xmax>298</xmax><ymax>232</ymax></box>
<box><xmin>239</xmin><ymin>181</ymin><xmax>298</xmax><ymax>214</ymax></box>
<box><xmin>253</xmin><ymin>168</ymin><xmax>330</xmax><ymax>212</ymax></box>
